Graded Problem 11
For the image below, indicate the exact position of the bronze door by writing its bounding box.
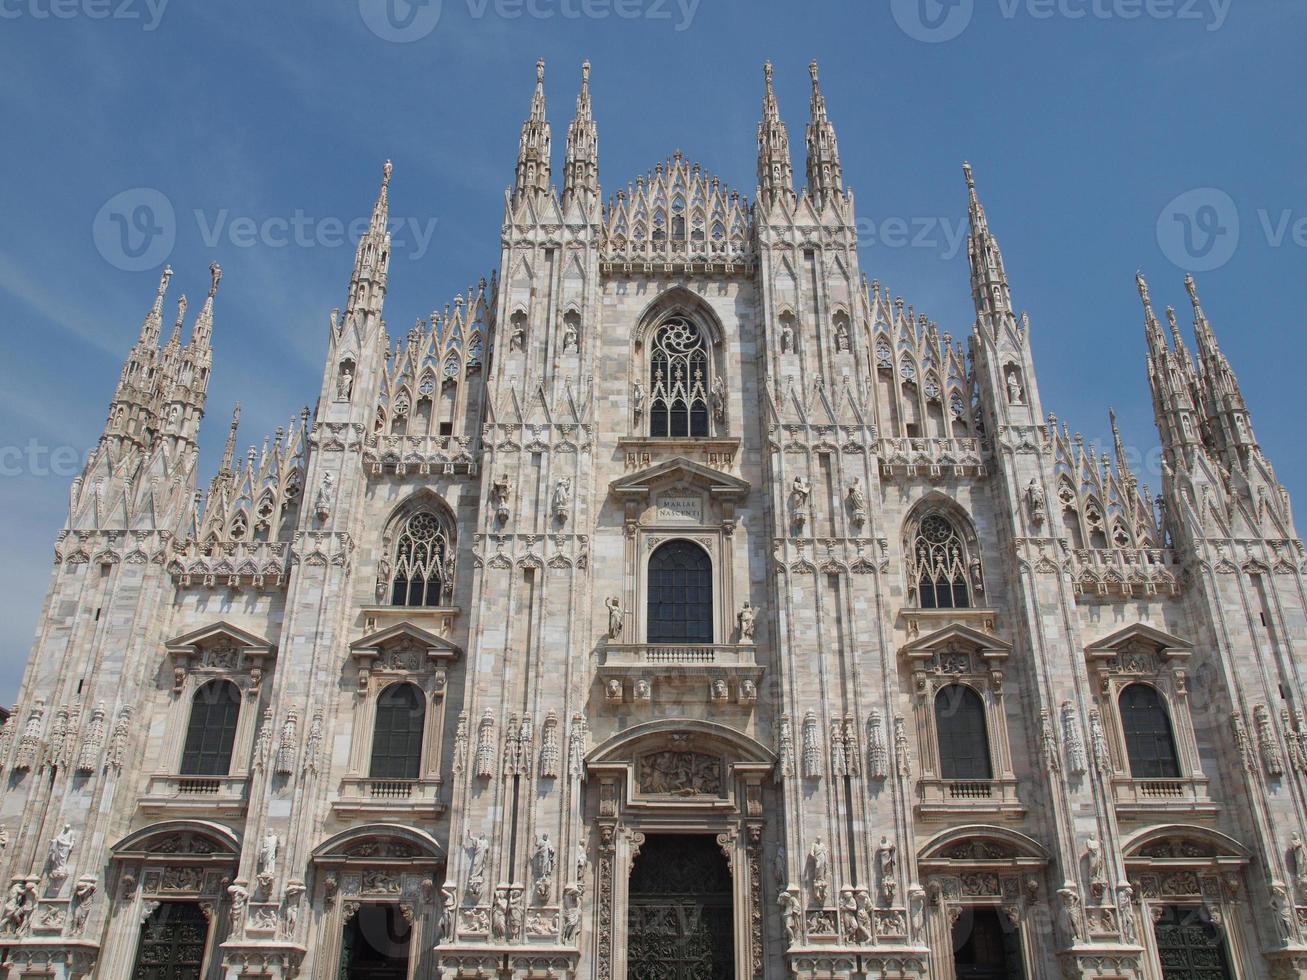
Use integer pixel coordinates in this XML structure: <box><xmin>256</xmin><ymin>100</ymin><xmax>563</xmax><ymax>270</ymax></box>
<box><xmin>132</xmin><ymin>902</ymin><xmax>208</xmax><ymax>980</ymax></box>
<box><xmin>627</xmin><ymin>835</ymin><xmax>734</xmax><ymax>980</ymax></box>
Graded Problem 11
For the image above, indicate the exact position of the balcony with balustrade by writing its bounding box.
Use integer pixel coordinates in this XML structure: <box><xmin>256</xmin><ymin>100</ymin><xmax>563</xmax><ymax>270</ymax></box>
<box><xmin>914</xmin><ymin>777</ymin><xmax>1024</xmax><ymax>820</ymax></box>
<box><xmin>139</xmin><ymin>773</ymin><xmax>250</xmax><ymax>816</ymax></box>
<box><xmin>332</xmin><ymin>776</ymin><xmax>446</xmax><ymax>818</ymax></box>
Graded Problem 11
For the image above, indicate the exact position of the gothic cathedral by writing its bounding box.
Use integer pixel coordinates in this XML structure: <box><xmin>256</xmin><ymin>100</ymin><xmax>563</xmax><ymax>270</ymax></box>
<box><xmin>1</xmin><ymin>60</ymin><xmax>1305</xmax><ymax>980</ymax></box>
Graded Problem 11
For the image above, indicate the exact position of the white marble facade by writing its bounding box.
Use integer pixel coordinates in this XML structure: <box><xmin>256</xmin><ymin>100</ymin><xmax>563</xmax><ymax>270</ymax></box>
<box><xmin>1</xmin><ymin>60</ymin><xmax>1306</xmax><ymax>980</ymax></box>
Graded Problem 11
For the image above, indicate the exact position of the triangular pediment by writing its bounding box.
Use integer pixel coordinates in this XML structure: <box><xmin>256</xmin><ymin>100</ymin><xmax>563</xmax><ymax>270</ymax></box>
<box><xmin>1085</xmin><ymin>623</ymin><xmax>1191</xmax><ymax>658</ymax></box>
<box><xmin>609</xmin><ymin>456</ymin><xmax>750</xmax><ymax>502</ymax></box>
<box><xmin>165</xmin><ymin>621</ymin><xmax>275</xmax><ymax>656</ymax></box>
<box><xmin>349</xmin><ymin>622</ymin><xmax>462</xmax><ymax>660</ymax></box>
<box><xmin>900</xmin><ymin>623</ymin><xmax>1012</xmax><ymax>660</ymax></box>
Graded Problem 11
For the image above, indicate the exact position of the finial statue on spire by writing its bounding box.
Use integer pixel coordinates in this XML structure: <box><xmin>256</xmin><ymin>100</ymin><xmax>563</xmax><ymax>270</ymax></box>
<box><xmin>382</xmin><ymin>159</ymin><xmax>394</xmax><ymax>188</ymax></box>
<box><xmin>208</xmin><ymin>262</ymin><xmax>222</xmax><ymax>298</ymax></box>
<box><xmin>581</xmin><ymin>59</ymin><xmax>590</xmax><ymax>83</ymax></box>
<box><xmin>809</xmin><ymin>60</ymin><xmax>819</xmax><ymax>83</ymax></box>
<box><xmin>1135</xmin><ymin>271</ymin><xmax>1151</xmax><ymax>306</ymax></box>
<box><xmin>963</xmin><ymin>161</ymin><xmax>976</xmax><ymax>190</ymax></box>
<box><xmin>158</xmin><ymin>265</ymin><xmax>174</xmax><ymax>298</ymax></box>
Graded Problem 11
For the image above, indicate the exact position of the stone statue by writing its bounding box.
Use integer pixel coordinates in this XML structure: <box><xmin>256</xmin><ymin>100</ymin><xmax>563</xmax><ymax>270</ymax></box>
<box><xmin>839</xmin><ymin>889</ymin><xmax>858</xmax><ymax>940</ymax></box>
<box><xmin>1006</xmin><ymin>369</ymin><xmax>1025</xmax><ymax>405</ymax></box>
<box><xmin>257</xmin><ymin>831</ymin><xmax>278</xmax><ymax>885</ymax></box>
<box><xmin>337</xmin><ymin>364</ymin><xmax>354</xmax><ymax>401</ymax></box>
<box><xmin>46</xmin><ymin>824</ymin><xmax>75</xmax><ymax>883</ymax></box>
<box><xmin>853</xmin><ymin>889</ymin><xmax>874</xmax><ymax>944</ymax></box>
<box><xmin>314</xmin><ymin>471</ymin><xmax>333</xmax><ymax>522</ymax></box>
<box><xmin>552</xmin><ymin>477</ymin><xmax>572</xmax><ymax>522</ymax></box>
<box><xmin>1117</xmin><ymin>884</ymin><xmax>1137</xmax><ymax>943</ymax></box>
<box><xmin>227</xmin><ymin>883</ymin><xmax>249</xmax><ymax>936</ymax></box>
<box><xmin>439</xmin><ymin>887</ymin><xmax>456</xmax><ymax>943</ymax></box>
<box><xmin>711</xmin><ymin>377</ymin><xmax>726</xmax><ymax>424</ymax></box>
<box><xmin>877</xmin><ymin>835</ymin><xmax>897</xmax><ymax>879</ymax></box>
<box><xmin>470</xmin><ymin>831</ymin><xmax>491</xmax><ymax>888</ymax></box>
<box><xmin>491</xmin><ymin>474</ymin><xmax>512</xmax><ymax>522</ymax></box>
<box><xmin>1086</xmin><ymin>837</ymin><xmax>1107</xmax><ymax>899</ymax></box>
<box><xmin>1290</xmin><ymin>833</ymin><xmax>1307</xmax><ymax>892</ymax></box>
<box><xmin>491</xmin><ymin>890</ymin><xmax>509</xmax><ymax>941</ymax></box>
<box><xmin>834</xmin><ymin>317</ymin><xmax>851</xmax><ymax>352</ymax></box>
<box><xmin>69</xmin><ymin>877</ymin><xmax>96</xmax><ymax>935</ymax></box>
<box><xmin>778</xmin><ymin>890</ymin><xmax>801</xmax><ymax>946</ymax></box>
<box><xmin>632</xmin><ymin>381</ymin><xmax>645</xmax><ymax>418</ymax></box>
<box><xmin>1026</xmin><ymin>478</ymin><xmax>1047</xmax><ymax>527</ymax></box>
<box><xmin>1057</xmin><ymin>886</ymin><xmax>1084</xmax><ymax>944</ymax></box>
<box><xmin>533</xmin><ymin>833</ymin><xmax>557</xmax><ymax>885</ymax></box>
<box><xmin>809</xmin><ymin>837</ymin><xmax>829</xmax><ymax>904</ymax></box>
<box><xmin>738</xmin><ymin>601</ymin><xmax>757</xmax><ymax>642</ymax></box>
<box><xmin>606</xmin><ymin>597</ymin><xmax>622</xmax><ymax>640</ymax></box>
<box><xmin>561</xmin><ymin>886</ymin><xmax>582</xmax><ymax>943</ymax></box>
<box><xmin>780</xmin><ymin>319</ymin><xmax>795</xmax><ymax>353</ymax></box>
<box><xmin>562</xmin><ymin>318</ymin><xmax>579</xmax><ymax>352</ymax></box>
<box><xmin>575</xmin><ymin>841</ymin><xmax>589</xmax><ymax>885</ymax></box>
<box><xmin>1272</xmin><ymin>884</ymin><xmax>1296</xmax><ymax>942</ymax></box>
<box><xmin>848</xmin><ymin>479</ymin><xmax>868</xmax><ymax>528</ymax></box>
<box><xmin>0</xmin><ymin>881</ymin><xmax>31</xmax><ymax>936</ymax></box>
<box><xmin>510</xmin><ymin>318</ymin><xmax>527</xmax><ymax>351</ymax></box>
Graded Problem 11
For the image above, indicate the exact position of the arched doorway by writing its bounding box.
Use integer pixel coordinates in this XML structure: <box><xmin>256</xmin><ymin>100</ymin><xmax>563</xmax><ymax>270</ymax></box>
<box><xmin>627</xmin><ymin>835</ymin><xmax>733</xmax><ymax>980</ymax></box>
<box><xmin>340</xmin><ymin>904</ymin><xmax>414</xmax><ymax>980</ymax></box>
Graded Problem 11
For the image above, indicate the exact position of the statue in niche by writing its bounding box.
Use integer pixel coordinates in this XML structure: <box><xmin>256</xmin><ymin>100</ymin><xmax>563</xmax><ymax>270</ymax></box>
<box><xmin>1026</xmin><ymin>479</ymin><xmax>1047</xmax><ymax>527</ymax></box>
<box><xmin>632</xmin><ymin>381</ymin><xmax>645</xmax><ymax>419</ymax></box>
<box><xmin>834</xmin><ymin>318</ymin><xmax>851</xmax><ymax>352</ymax></box>
<box><xmin>562</xmin><ymin>318</ymin><xmax>579</xmax><ymax>353</ymax></box>
<box><xmin>552</xmin><ymin>477</ymin><xmax>572</xmax><ymax>522</ymax></box>
<box><xmin>533</xmin><ymin>834</ymin><xmax>556</xmax><ymax>883</ymax></box>
<box><xmin>847</xmin><ymin>479</ymin><xmax>868</xmax><ymax>528</ymax></box>
<box><xmin>791</xmin><ymin>476</ymin><xmax>810</xmax><ymax>531</ymax></box>
<box><xmin>439</xmin><ymin>888</ymin><xmax>456</xmax><ymax>943</ymax></box>
<box><xmin>778</xmin><ymin>890</ymin><xmax>801</xmax><ymax>946</ymax></box>
<box><xmin>491</xmin><ymin>474</ymin><xmax>512</xmax><ymax>523</ymax></box>
<box><xmin>466</xmin><ymin>831</ymin><xmax>489</xmax><ymax>900</ymax></box>
<box><xmin>1006</xmin><ymin>369</ymin><xmax>1025</xmax><ymax>405</ymax></box>
<box><xmin>510</xmin><ymin>318</ymin><xmax>526</xmax><ymax>351</ymax></box>
<box><xmin>780</xmin><ymin>319</ymin><xmax>795</xmax><ymax>353</ymax></box>
<box><xmin>46</xmin><ymin>824</ymin><xmax>75</xmax><ymax>884</ymax></box>
<box><xmin>809</xmin><ymin>837</ymin><xmax>830</xmax><ymax>904</ymax></box>
<box><xmin>561</xmin><ymin>885</ymin><xmax>582</xmax><ymax>942</ymax></box>
<box><xmin>711</xmin><ymin>377</ymin><xmax>726</xmax><ymax>424</ymax></box>
<box><xmin>738</xmin><ymin>601</ymin><xmax>757</xmax><ymax>642</ymax></box>
<box><xmin>314</xmin><ymin>472</ymin><xmax>333</xmax><ymax>522</ymax></box>
<box><xmin>257</xmin><ymin>832</ymin><xmax>278</xmax><ymax>889</ymax></box>
<box><xmin>337</xmin><ymin>364</ymin><xmax>354</xmax><ymax>401</ymax></box>
<box><xmin>606</xmin><ymin>597</ymin><xmax>623</xmax><ymax>640</ymax></box>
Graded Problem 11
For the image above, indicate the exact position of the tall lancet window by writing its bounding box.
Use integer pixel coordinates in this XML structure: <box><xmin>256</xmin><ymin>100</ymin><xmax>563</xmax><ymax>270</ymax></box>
<box><xmin>910</xmin><ymin>513</ymin><xmax>972</xmax><ymax>610</ymax></box>
<box><xmin>649</xmin><ymin>317</ymin><xmax>710</xmax><ymax>438</ymax></box>
<box><xmin>388</xmin><ymin>511</ymin><xmax>451</xmax><ymax>607</ymax></box>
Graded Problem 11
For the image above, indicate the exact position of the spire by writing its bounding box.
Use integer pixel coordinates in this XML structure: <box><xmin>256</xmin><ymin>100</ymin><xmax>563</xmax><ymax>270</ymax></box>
<box><xmin>803</xmin><ymin>61</ymin><xmax>843</xmax><ymax>207</ymax></box>
<box><xmin>139</xmin><ymin>265</ymin><xmax>173</xmax><ymax>345</ymax></box>
<box><xmin>347</xmin><ymin>161</ymin><xmax>393</xmax><ymax>317</ymax></box>
<box><xmin>220</xmin><ymin>404</ymin><xmax>241</xmax><ymax>475</ymax></box>
<box><xmin>1137</xmin><ymin>272</ymin><xmax>1201</xmax><ymax>455</ymax></box>
<box><xmin>757</xmin><ymin>62</ymin><xmax>796</xmax><ymax>212</ymax></box>
<box><xmin>1109</xmin><ymin>408</ymin><xmax>1136</xmax><ymax>489</ymax></box>
<box><xmin>166</xmin><ymin>294</ymin><xmax>187</xmax><ymax>351</ymax></box>
<box><xmin>514</xmin><ymin>59</ymin><xmax>553</xmax><ymax>205</ymax></box>
<box><xmin>964</xmin><ymin>163</ymin><xmax>1015</xmax><ymax>332</ymax></box>
<box><xmin>191</xmin><ymin>262</ymin><xmax>221</xmax><ymax>349</ymax></box>
<box><xmin>1185</xmin><ymin>274</ymin><xmax>1257</xmax><ymax>457</ymax></box>
<box><xmin>562</xmin><ymin>60</ymin><xmax>598</xmax><ymax>213</ymax></box>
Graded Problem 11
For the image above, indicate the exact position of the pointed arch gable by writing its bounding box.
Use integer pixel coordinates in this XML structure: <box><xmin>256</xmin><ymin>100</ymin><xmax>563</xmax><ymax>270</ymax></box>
<box><xmin>112</xmin><ymin>819</ymin><xmax>241</xmax><ymax>859</ymax></box>
<box><xmin>630</xmin><ymin>286</ymin><xmax>725</xmax><ymax>350</ymax></box>
<box><xmin>311</xmin><ymin>823</ymin><xmax>445</xmax><ymax>864</ymax></box>
<box><xmin>918</xmin><ymin>825</ymin><xmax>1049</xmax><ymax>867</ymax></box>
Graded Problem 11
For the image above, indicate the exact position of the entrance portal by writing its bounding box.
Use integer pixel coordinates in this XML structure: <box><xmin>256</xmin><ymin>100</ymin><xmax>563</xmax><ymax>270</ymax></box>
<box><xmin>950</xmin><ymin>907</ymin><xmax>1024</xmax><ymax>979</ymax></box>
<box><xmin>627</xmin><ymin>834</ymin><xmax>734</xmax><ymax>980</ymax></box>
<box><xmin>131</xmin><ymin>902</ymin><xmax>209</xmax><ymax>980</ymax></box>
<box><xmin>340</xmin><ymin>904</ymin><xmax>413</xmax><ymax>980</ymax></box>
<box><xmin>1152</xmin><ymin>905</ymin><xmax>1234</xmax><ymax>980</ymax></box>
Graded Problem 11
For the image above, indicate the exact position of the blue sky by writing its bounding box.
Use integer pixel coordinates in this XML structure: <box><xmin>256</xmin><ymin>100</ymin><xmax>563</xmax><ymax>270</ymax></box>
<box><xmin>0</xmin><ymin>0</ymin><xmax>1303</xmax><ymax>702</ymax></box>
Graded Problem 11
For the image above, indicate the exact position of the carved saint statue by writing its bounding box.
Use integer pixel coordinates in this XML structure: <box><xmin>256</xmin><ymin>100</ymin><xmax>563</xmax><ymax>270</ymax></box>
<box><xmin>606</xmin><ymin>597</ymin><xmax>623</xmax><ymax>640</ymax></box>
<box><xmin>257</xmin><ymin>831</ymin><xmax>278</xmax><ymax>882</ymax></box>
<box><xmin>809</xmin><ymin>837</ymin><xmax>830</xmax><ymax>903</ymax></box>
<box><xmin>1006</xmin><ymin>369</ymin><xmax>1025</xmax><ymax>405</ymax></box>
<box><xmin>562</xmin><ymin>318</ymin><xmax>579</xmax><ymax>353</ymax></box>
<box><xmin>778</xmin><ymin>890</ymin><xmax>801</xmax><ymax>946</ymax></box>
<box><xmin>466</xmin><ymin>831</ymin><xmax>489</xmax><ymax>885</ymax></box>
<box><xmin>834</xmin><ymin>318</ymin><xmax>851</xmax><ymax>352</ymax></box>
<box><xmin>337</xmin><ymin>364</ymin><xmax>354</xmax><ymax>401</ymax></box>
<box><xmin>439</xmin><ymin>888</ymin><xmax>456</xmax><ymax>943</ymax></box>
<box><xmin>534</xmin><ymin>834</ymin><xmax>557</xmax><ymax>881</ymax></box>
<box><xmin>711</xmin><ymin>377</ymin><xmax>726</xmax><ymax>424</ymax></box>
<box><xmin>780</xmin><ymin>319</ymin><xmax>795</xmax><ymax>354</ymax></box>
<box><xmin>738</xmin><ymin>601</ymin><xmax>757</xmax><ymax>642</ymax></box>
<box><xmin>510</xmin><ymin>318</ymin><xmax>527</xmax><ymax>351</ymax></box>
<box><xmin>1290</xmin><ymin>833</ymin><xmax>1307</xmax><ymax>891</ymax></box>
<box><xmin>632</xmin><ymin>381</ymin><xmax>645</xmax><ymax>419</ymax></box>
<box><xmin>1026</xmin><ymin>478</ymin><xmax>1047</xmax><ymax>526</ymax></box>
<box><xmin>552</xmin><ymin>478</ymin><xmax>572</xmax><ymax>521</ymax></box>
<box><xmin>491</xmin><ymin>474</ymin><xmax>512</xmax><ymax>522</ymax></box>
<box><xmin>877</xmin><ymin>835</ymin><xmax>897</xmax><ymax>880</ymax></box>
<box><xmin>562</xmin><ymin>886</ymin><xmax>582</xmax><ymax>943</ymax></box>
<box><xmin>46</xmin><ymin>824</ymin><xmax>75</xmax><ymax>882</ymax></box>
<box><xmin>575</xmin><ymin>841</ymin><xmax>589</xmax><ymax>884</ymax></box>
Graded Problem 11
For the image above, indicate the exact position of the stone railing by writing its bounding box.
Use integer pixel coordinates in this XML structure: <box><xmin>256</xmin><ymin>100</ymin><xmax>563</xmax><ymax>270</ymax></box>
<box><xmin>914</xmin><ymin>777</ymin><xmax>1023</xmax><ymax>819</ymax></box>
<box><xmin>363</xmin><ymin>433</ymin><xmax>478</xmax><ymax>476</ymax></box>
<box><xmin>333</xmin><ymin>776</ymin><xmax>445</xmax><ymax>817</ymax></box>
<box><xmin>599</xmin><ymin>643</ymin><xmax>763</xmax><ymax>706</ymax></box>
<box><xmin>1110</xmin><ymin>776</ymin><xmax>1216</xmax><ymax>816</ymax></box>
<box><xmin>167</xmin><ymin>542</ymin><xmax>290</xmax><ymax>590</ymax></box>
<box><xmin>140</xmin><ymin>773</ymin><xmax>250</xmax><ymax>815</ymax></box>
<box><xmin>877</xmin><ymin>437</ymin><xmax>986</xmax><ymax>479</ymax></box>
<box><xmin>1071</xmin><ymin>548</ymin><xmax>1181</xmax><ymax>599</ymax></box>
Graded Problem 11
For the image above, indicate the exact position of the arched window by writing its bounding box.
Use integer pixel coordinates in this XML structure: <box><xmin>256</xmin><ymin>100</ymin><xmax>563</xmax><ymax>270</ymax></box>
<box><xmin>387</xmin><ymin>510</ymin><xmax>451</xmax><ymax>607</ymax></box>
<box><xmin>649</xmin><ymin>317</ymin><xmax>710</xmax><ymax>438</ymax></box>
<box><xmin>910</xmin><ymin>513</ymin><xmax>972</xmax><ymax>609</ymax></box>
<box><xmin>1119</xmin><ymin>683</ymin><xmax>1180</xmax><ymax>778</ymax></box>
<box><xmin>935</xmin><ymin>685</ymin><xmax>992</xmax><ymax>780</ymax></box>
<box><xmin>180</xmin><ymin>680</ymin><xmax>241</xmax><ymax>776</ymax></box>
<box><xmin>647</xmin><ymin>540</ymin><xmax>713</xmax><ymax>644</ymax></box>
<box><xmin>369</xmin><ymin>683</ymin><xmax>425</xmax><ymax>780</ymax></box>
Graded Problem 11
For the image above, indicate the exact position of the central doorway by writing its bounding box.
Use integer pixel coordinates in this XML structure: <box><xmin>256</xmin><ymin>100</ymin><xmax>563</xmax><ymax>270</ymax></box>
<box><xmin>340</xmin><ymin>904</ymin><xmax>412</xmax><ymax>980</ymax></box>
<box><xmin>627</xmin><ymin>834</ymin><xmax>734</xmax><ymax>980</ymax></box>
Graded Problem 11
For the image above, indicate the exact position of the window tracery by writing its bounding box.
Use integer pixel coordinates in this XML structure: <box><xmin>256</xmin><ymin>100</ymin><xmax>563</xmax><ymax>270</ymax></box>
<box><xmin>383</xmin><ymin>510</ymin><xmax>454</xmax><ymax>608</ymax></box>
<box><xmin>908</xmin><ymin>513</ymin><xmax>973</xmax><ymax>610</ymax></box>
<box><xmin>648</xmin><ymin>317</ymin><xmax>710</xmax><ymax>438</ymax></box>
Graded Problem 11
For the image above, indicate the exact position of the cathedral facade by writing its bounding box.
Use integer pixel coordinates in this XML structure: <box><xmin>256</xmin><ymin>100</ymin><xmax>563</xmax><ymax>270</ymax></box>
<box><xmin>1</xmin><ymin>59</ymin><xmax>1305</xmax><ymax>980</ymax></box>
